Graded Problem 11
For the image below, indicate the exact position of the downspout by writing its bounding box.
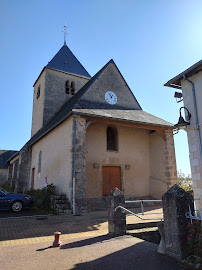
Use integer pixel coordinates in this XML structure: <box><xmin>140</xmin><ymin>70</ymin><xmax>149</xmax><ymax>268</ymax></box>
<box><xmin>72</xmin><ymin>113</ymin><xmax>76</xmax><ymax>215</ymax></box>
<box><xmin>183</xmin><ymin>75</ymin><xmax>202</xmax><ymax>158</ymax></box>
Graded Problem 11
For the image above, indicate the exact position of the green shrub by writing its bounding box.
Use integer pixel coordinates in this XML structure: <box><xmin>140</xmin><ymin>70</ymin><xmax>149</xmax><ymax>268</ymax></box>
<box><xmin>186</xmin><ymin>220</ymin><xmax>202</xmax><ymax>261</ymax></box>
<box><xmin>1</xmin><ymin>181</ymin><xmax>14</xmax><ymax>192</ymax></box>
<box><xmin>26</xmin><ymin>184</ymin><xmax>56</xmax><ymax>211</ymax></box>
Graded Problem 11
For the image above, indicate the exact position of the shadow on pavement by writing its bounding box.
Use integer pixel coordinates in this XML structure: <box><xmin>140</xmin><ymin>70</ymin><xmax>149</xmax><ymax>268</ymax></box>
<box><xmin>36</xmin><ymin>246</ymin><xmax>53</xmax><ymax>251</ymax></box>
<box><xmin>71</xmin><ymin>241</ymin><xmax>191</xmax><ymax>270</ymax></box>
<box><xmin>0</xmin><ymin>206</ymin><xmax>162</xmax><ymax>242</ymax></box>
<box><xmin>0</xmin><ymin>211</ymin><xmax>108</xmax><ymax>241</ymax></box>
<box><xmin>60</xmin><ymin>234</ymin><xmax>112</xmax><ymax>249</ymax></box>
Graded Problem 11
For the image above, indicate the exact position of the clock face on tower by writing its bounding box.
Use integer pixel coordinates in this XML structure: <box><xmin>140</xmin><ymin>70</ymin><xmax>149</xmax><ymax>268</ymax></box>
<box><xmin>105</xmin><ymin>91</ymin><xmax>117</xmax><ymax>105</ymax></box>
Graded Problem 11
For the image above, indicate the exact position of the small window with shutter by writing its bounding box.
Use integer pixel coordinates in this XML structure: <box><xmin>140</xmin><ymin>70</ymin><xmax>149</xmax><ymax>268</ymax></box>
<box><xmin>107</xmin><ymin>126</ymin><xmax>118</xmax><ymax>151</ymax></box>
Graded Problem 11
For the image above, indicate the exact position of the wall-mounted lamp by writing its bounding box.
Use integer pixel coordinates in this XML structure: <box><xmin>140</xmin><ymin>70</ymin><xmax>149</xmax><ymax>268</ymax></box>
<box><xmin>174</xmin><ymin>107</ymin><xmax>191</xmax><ymax>130</ymax></box>
<box><xmin>174</xmin><ymin>92</ymin><xmax>183</xmax><ymax>103</ymax></box>
<box><xmin>93</xmin><ymin>163</ymin><xmax>100</xmax><ymax>168</ymax></box>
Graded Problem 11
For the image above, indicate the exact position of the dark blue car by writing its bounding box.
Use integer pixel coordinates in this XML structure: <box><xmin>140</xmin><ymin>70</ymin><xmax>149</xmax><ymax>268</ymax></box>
<box><xmin>0</xmin><ymin>188</ymin><xmax>34</xmax><ymax>212</ymax></box>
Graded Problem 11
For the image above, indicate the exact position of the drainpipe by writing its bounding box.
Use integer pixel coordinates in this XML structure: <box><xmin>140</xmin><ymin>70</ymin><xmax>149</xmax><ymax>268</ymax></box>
<box><xmin>72</xmin><ymin>114</ymin><xmax>76</xmax><ymax>215</ymax></box>
<box><xmin>183</xmin><ymin>75</ymin><xmax>202</xmax><ymax>158</ymax></box>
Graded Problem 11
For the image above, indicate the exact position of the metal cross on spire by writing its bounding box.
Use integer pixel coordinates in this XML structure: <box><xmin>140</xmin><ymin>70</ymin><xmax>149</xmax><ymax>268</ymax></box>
<box><xmin>63</xmin><ymin>22</ymin><xmax>67</xmax><ymax>45</ymax></box>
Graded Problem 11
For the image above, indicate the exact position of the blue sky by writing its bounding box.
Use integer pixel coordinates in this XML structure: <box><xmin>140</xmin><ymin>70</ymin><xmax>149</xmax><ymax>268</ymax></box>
<box><xmin>1</xmin><ymin>0</ymin><xmax>202</xmax><ymax>176</ymax></box>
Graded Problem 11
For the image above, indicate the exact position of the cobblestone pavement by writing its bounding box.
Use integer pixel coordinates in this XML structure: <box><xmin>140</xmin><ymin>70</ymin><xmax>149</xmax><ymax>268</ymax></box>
<box><xmin>0</xmin><ymin>206</ymin><xmax>163</xmax><ymax>246</ymax></box>
<box><xmin>0</xmin><ymin>211</ymin><xmax>108</xmax><ymax>245</ymax></box>
<box><xmin>1</xmin><ymin>207</ymin><xmax>190</xmax><ymax>270</ymax></box>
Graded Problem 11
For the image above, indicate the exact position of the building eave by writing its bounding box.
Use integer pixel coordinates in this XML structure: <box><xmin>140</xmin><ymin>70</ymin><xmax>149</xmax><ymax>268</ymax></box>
<box><xmin>73</xmin><ymin>111</ymin><xmax>174</xmax><ymax>129</ymax></box>
<box><xmin>164</xmin><ymin>59</ymin><xmax>202</xmax><ymax>89</ymax></box>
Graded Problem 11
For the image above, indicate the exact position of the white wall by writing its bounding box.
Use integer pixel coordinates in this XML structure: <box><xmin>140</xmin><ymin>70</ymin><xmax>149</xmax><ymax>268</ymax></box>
<box><xmin>30</xmin><ymin>116</ymin><xmax>73</xmax><ymax>201</ymax></box>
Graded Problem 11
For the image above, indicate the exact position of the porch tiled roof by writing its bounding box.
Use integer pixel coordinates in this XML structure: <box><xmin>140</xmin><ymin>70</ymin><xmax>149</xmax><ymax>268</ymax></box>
<box><xmin>72</xmin><ymin>109</ymin><xmax>174</xmax><ymax>128</ymax></box>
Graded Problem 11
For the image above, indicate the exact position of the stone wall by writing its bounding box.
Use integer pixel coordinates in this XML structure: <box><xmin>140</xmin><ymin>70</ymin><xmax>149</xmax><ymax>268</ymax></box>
<box><xmin>31</xmin><ymin>68</ymin><xmax>89</xmax><ymax>136</ymax></box>
<box><xmin>43</xmin><ymin>69</ymin><xmax>89</xmax><ymax>126</ymax></box>
<box><xmin>149</xmin><ymin>131</ymin><xmax>168</xmax><ymax>198</ymax></box>
<box><xmin>7</xmin><ymin>158</ymin><xmax>19</xmax><ymax>188</ymax></box>
<box><xmin>31</xmin><ymin>69</ymin><xmax>46</xmax><ymax>136</ymax></box>
<box><xmin>17</xmin><ymin>144</ymin><xmax>32</xmax><ymax>192</ymax></box>
<box><xmin>0</xmin><ymin>168</ymin><xmax>8</xmax><ymax>186</ymax></box>
<box><xmin>149</xmin><ymin>129</ymin><xmax>178</xmax><ymax>197</ymax></box>
<box><xmin>74</xmin><ymin>115</ymin><xmax>87</xmax><ymax>214</ymax></box>
<box><xmin>0</xmin><ymin>150</ymin><xmax>18</xmax><ymax>186</ymax></box>
<box><xmin>163</xmin><ymin>129</ymin><xmax>178</xmax><ymax>188</ymax></box>
<box><xmin>7</xmin><ymin>164</ymin><xmax>13</xmax><ymax>184</ymax></box>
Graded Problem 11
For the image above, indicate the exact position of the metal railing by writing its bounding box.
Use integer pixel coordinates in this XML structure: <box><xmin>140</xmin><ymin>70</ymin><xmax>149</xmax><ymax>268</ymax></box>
<box><xmin>115</xmin><ymin>199</ymin><xmax>163</xmax><ymax>221</ymax></box>
<box><xmin>125</xmin><ymin>199</ymin><xmax>162</xmax><ymax>215</ymax></box>
<box><xmin>115</xmin><ymin>205</ymin><xmax>163</xmax><ymax>221</ymax></box>
<box><xmin>186</xmin><ymin>199</ymin><xmax>202</xmax><ymax>226</ymax></box>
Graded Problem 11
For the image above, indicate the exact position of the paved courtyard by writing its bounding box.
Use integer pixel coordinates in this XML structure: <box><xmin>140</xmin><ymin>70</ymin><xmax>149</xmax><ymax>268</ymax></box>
<box><xmin>1</xmin><ymin>235</ymin><xmax>190</xmax><ymax>270</ymax></box>
<box><xmin>0</xmin><ymin>210</ymin><xmax>108</xmax><ymax>245</ymax></box>
<box><xmin>0</xmin><ymin>206</ymin><xmax>163</xmax><ymax>245</ymax></box>
<box><xmin>0</xmin><ymin>207</ymin><xmax>191</xmax><ymax>270</ymax></box>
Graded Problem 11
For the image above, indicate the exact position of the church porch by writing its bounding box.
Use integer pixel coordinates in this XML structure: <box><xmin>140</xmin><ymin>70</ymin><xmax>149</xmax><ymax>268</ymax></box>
<box><xmin>73</xmin><ymin>114</ymin><xmax>177</xmax><ymax>212</ymax></box>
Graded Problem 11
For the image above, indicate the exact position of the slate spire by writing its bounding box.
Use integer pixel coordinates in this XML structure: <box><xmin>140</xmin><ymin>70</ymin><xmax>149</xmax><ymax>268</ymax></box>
<box><xmin>46</xmin><ymin>45</ymin><xmax>91</xmax><ymax>78</ymax></box>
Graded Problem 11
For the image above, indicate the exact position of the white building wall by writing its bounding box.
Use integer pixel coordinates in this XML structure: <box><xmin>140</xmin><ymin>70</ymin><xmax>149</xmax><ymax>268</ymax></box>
<box><xmin>181</xmin><ymin>71</ymin><xmax>202</xmax><ymax>211</ymax></box>
<box><xmin>30</xmin><ymin>116</ymin><xmax>73</xmax><ymax>201</ymax></box>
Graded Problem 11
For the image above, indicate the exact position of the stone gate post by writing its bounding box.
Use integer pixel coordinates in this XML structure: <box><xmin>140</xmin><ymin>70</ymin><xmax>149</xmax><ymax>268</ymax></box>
<box><xmin>108</xmin><ymin>188</ymin><xmax>126</xmax><ymax>236</ymax></box>
<box><xmin>74</xmin><ymin>115</ymin><xmax>87</xmax><ymax>215</ymax></box>
<box><xmin>162</xmin><ymin>184</ymin><xmax>194</xmax><ymax>260</ymax></box>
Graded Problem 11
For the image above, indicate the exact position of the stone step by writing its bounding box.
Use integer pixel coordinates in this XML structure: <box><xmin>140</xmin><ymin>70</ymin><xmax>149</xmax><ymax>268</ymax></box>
<box><xmin>54</xmin><ymin>199</ymin><xmax>69</xmax><ymax>204</ymax></box>
<box><xmin>127</xmin><ymin>226</ymin><xmax>160</xmax><ymax>244</ymax></box>
<box><xmin>55</xmin><ymin>203</ymin><xmax>71</xmax><ymax>210</ymax></box>
<box><xmin>56</xmin><ymin>209</ymin><xmax>71</xmax><ymax>215</ymax></box>
<box><xmin>127</xmin><ymin>221</ymin><xmax>159</xmax><ymax>230</ymax></box>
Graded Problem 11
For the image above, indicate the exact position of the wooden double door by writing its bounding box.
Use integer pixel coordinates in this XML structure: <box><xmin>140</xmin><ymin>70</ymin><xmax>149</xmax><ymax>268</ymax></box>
<box><xmin>102</xmin><ymin>166</ymin><xmax>121</xmax><ymax>196</ymax></box>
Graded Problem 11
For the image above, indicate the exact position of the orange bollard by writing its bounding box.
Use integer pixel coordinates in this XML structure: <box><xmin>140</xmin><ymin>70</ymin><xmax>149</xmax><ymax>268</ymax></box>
<box><xmin>53</xmin><ymin>231</ymin><xmax>62</xmax><ymax>247</ymax></box>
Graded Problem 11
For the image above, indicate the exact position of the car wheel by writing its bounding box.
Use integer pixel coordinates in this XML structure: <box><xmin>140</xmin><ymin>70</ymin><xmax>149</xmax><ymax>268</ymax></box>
<box><xmin>11</xmin><ymin>201</ymin><xmax>23</xmax><ymax>212</ymax></box>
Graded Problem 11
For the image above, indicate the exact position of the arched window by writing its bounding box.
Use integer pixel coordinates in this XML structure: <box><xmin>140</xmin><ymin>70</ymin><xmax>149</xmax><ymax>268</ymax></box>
<box><xmin>38</xmin><ymin>151</ymin><xmax>42</xmax><ymax>173</ymax></box>
<box><xmin>71</xmin><ymin>81</ymin><xmax>75</xmax><ymax>95</ymax></box>
<box><xmin>65</xmin><ymin>80</ymin><xmax>70</xmax><ymax>94</ymax></box>
<box><xmin>107</xmin><ymin>126</ymin><xmax>118</xmax><ymax>151</ymax></box>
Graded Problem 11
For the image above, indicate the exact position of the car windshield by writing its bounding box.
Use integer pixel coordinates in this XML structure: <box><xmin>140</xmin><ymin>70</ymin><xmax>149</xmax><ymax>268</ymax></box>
<box><xmin>0</xmin><ymin>187</ymin><xmax>8</xmax><ymax>195</ymax></box>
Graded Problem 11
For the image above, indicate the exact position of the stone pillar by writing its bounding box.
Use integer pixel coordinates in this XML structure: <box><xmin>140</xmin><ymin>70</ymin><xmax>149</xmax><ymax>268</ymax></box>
<box><xmin>7</xmin><ymin>164</ymin><xmax>13</xmax><ymax>185</ymax></box>
<box><xmin>164</xmin><ymin>130</ymin><xmax>178</xmax><ymax>189</ymax></box>
<box><xmin>162</xmin><ymin>184</ymin><xmax>194</xmax><ymax>260</ymax></box>
<box><xmin>75</xmin><ymin>115</ymin><xmax>87</xmax><ymax>215</ymax></box>
<box><xmin>108</xmin><ymin>188</ymin><xmax>126</xmax><ymax>236</ymax></box>
<box><xmin>187</xmin><ymin>128</ymin><xmax>202</xmax><ymax>211</ymax></box>
<box><xmin>17</xmin><ymin>144</ymin><xmax>32</xmax><ymax>192</ymax></box>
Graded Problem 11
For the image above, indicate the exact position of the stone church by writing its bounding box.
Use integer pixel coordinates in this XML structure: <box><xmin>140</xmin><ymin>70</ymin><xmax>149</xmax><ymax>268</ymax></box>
<box><xmin>7</xmin><ymin>42</ymin><xmax>177</xmax><ymax>214</ymax></box>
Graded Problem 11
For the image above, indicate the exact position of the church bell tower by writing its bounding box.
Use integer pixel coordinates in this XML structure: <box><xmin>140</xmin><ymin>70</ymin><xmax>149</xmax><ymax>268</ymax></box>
<box><xmin>31</xmin><ymin>34</ymin><xmax>91</xmax><ymax>137</ymax></box>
